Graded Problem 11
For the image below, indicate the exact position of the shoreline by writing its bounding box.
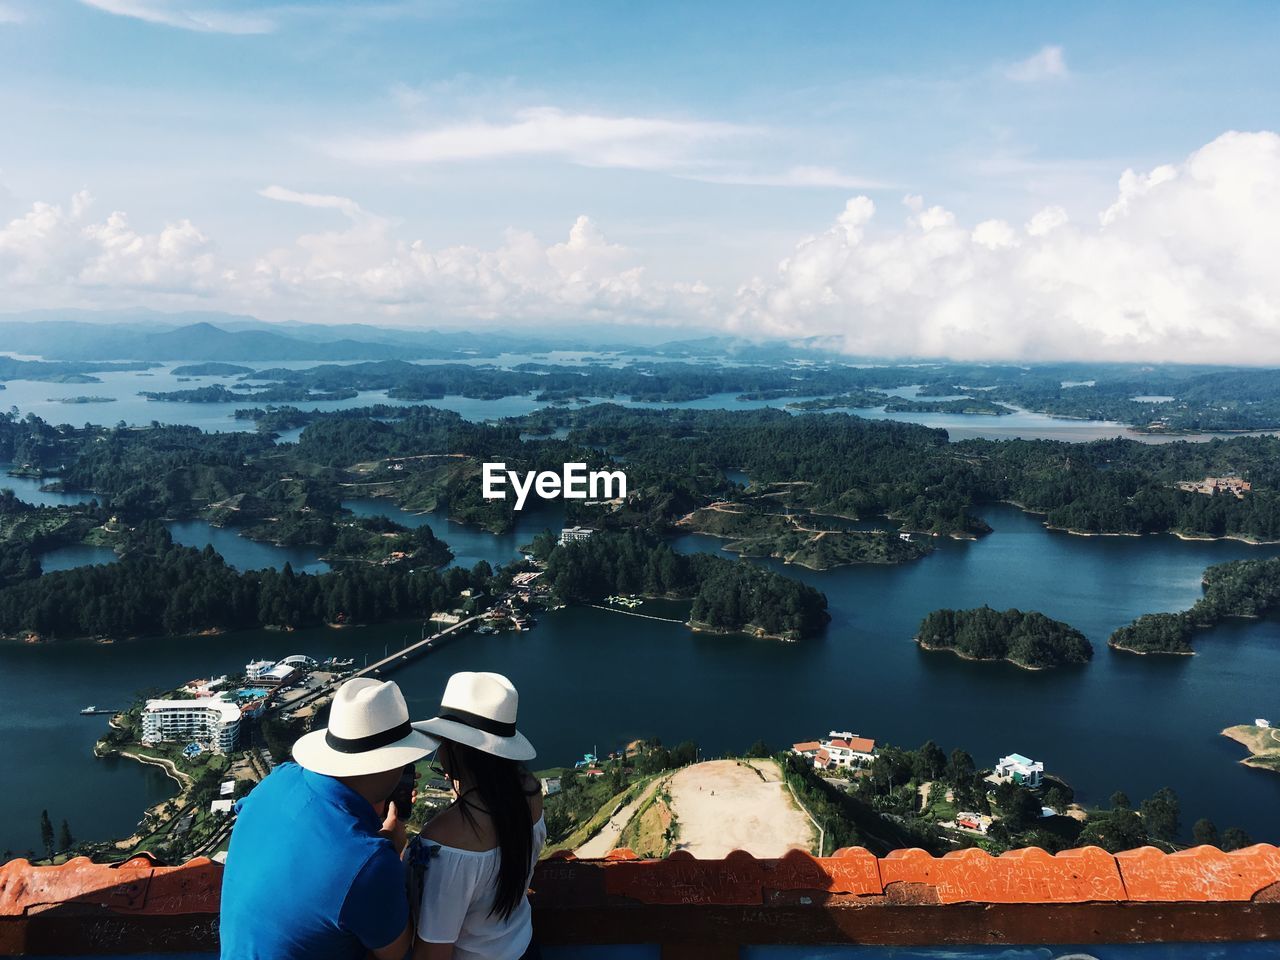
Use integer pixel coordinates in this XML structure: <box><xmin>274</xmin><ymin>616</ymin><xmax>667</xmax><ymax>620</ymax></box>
<box><xmin>915</xmin><ymin>637</ymin><xmax>1050</xmax><ymax>672</ymax></box>
<box><xmin>1220</xmin><ymin>725</ymin><xmax>1280</xmax><ymax>776</ymax></box>
<box><xmin>997</xmin><ymin>500</ymin><xmax>1280</xmax><ymax>545</ymax></box>
<box><xmin>1108</xmin><ymin>641</ymin><xmax>1195</xmax><ymax>657</ymax></box>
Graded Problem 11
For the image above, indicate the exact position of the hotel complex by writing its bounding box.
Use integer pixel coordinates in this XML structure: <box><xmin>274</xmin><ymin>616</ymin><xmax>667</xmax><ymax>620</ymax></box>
<box><xmin>140</xmin><ymin>698</ymin><xmax>242</xmax><ymax>754</ymax></box>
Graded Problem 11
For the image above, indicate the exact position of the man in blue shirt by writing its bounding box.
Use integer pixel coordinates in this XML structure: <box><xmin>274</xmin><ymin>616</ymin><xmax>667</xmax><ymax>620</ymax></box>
<box><xmin>220</xmin><ymin>678</ymin><xmax>439</xmax><ymax>960</ymax></box>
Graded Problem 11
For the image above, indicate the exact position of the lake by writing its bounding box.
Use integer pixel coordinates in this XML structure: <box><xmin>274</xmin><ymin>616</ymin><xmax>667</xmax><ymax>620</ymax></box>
<box><xmin>3</xmin><ymin>501</ymin><xmax>1279</xmax><ymax>855</ymax></box>
<box><xmin>0</xmin><ymin>363</ymin><xmax>1262</xmax><ymax>443</ymax></box>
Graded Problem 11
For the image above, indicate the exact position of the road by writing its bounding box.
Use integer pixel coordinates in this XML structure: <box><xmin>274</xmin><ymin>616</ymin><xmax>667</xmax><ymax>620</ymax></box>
<box><xmin>576</xmin><ymin>778</ymin><xmax>666</xmax><ymax>859</ymax></box>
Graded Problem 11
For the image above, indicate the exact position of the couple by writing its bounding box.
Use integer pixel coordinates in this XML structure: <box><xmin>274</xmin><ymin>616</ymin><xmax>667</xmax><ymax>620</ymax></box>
<box><xmin>219</xmin><ymin>671</ymin><xmax>545</xmax><ymax>960</ymax></box>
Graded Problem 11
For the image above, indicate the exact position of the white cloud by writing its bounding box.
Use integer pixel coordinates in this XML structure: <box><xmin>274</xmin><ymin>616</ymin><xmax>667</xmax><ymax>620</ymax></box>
<box><xmin>1004</xmin><ymin>45</ymin><xmax>1068</xmax><ymax>83</ymax></box>
<box><xmin>8</xmin><ymin>131</ymin><xmax>1280</xmax><ymax>359</ymax></box>
<box><xmin>0</xmin><ymin>2</ymin><xmax>25</xmax><ymax>24</ymax></box>
<box><xmin>247</xmin><ymin>201</ymin><xmax>712</xmax><ymax>325</ymax></box>
<box><xmin>258</xmin><ymin>185</ymin><xmax>367</xmax><ymax>221</ymax></box>
<box><xmin>77</xmin><ymin>0</ymin><xmax>275</xmax><ymax>34</ymax></box>
<box><xmin>0</xmin><ymin>191</ymin><xmax>219</xmax><ymax>295</ymax></box>
<box><xmin>732</xmin><ymin>131</ymin><xmax>1280</xmax><ymax>364</ymax></box>
<box><xmin>327</xmin><ymin>106</ymin><xmax>752</xmax><ymax>172</ymax></box>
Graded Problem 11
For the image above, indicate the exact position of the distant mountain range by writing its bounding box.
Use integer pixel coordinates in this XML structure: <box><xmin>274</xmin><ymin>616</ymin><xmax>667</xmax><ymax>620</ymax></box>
<box><xmin>0</xmin><ymin>310</ymin><xmax>839</xmax><ymax>364</ymax></box>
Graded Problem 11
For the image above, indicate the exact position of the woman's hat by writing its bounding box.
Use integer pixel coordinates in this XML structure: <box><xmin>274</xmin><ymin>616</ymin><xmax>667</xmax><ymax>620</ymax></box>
<box><xmin>413</xmin><ymin>671</ymin><xmax>536</xmax><ymax>761</ymax></box>
<box><xmin>293</xmin><ymin>678</ymin><xmax>438</xmax><ymax>777</ymax></box>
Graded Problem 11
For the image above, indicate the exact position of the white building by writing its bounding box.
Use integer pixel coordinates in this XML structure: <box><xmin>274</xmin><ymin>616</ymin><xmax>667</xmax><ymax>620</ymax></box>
<box><xmin>141</xmin><ymin>698</ymin><xmax>241</xmax><ymax>753</ymax></box>
<box><xmin>994</xmin><ymin>753</ymin><xmax>1044</xmax><ymax>788</ymax></box>
<box><xmin>245</xmin><ymin>660</ymin><xmax>274</xmax><ymax>682</ymax></box>
<box><xmin>558</xmin><ymin>526</ymin><xmax>595</xmax><ymax>545</ymax></box>
<box><xmin>792</xmin><ymin>731</ymin><xmax>878</xmax><ymax>771</ymax></box>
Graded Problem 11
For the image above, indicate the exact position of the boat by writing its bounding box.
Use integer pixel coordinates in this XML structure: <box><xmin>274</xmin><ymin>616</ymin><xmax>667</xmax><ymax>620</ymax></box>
<box><xmin>80</xmin><ymin>705</ymin><xmax>97</xmax><ymax>715</ymax></box>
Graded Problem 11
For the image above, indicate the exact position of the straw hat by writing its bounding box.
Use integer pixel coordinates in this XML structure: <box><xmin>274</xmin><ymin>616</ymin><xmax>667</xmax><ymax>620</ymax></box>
<box><xmin>293</xmin><ymin>678</ymin><xmax>438</xmax><ymax>776</ymax></box>
<box><xmin>413</xmin><ymin>672</ymin><xmax>536</xmax><ymax>761</ymax></box>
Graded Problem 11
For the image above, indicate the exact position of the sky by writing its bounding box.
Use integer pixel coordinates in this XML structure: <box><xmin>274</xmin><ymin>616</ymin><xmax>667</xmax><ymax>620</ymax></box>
<box><xmin>1</xmin><ymin>1</ymin><xmax>1278</xmax><ymax>361</ymax></box>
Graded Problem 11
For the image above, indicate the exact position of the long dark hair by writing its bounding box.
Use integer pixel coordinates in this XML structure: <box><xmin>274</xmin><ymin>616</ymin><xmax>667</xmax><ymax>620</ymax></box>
<box><xmin>437</xmin><ymin>739</ymin><xmax>538</xmax><ymax>920</ymax></box>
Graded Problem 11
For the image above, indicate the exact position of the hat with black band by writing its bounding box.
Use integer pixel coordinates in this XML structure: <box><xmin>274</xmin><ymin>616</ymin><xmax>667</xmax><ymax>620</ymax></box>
<box><xmin>413</xmin><ymin>672</ymin><xmax>536</xmax><ymax>761</ymax></box>
<box><xmin>294</xmin><ymin>678</ymin><xmax>438</xmax><ymax>776</ymax></box>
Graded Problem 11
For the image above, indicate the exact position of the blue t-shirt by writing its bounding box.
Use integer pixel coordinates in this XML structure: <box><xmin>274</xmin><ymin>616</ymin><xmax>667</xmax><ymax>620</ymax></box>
<box><xmin>219</xmin><ymin>762</ymin><xmax>408</xmax><ymax>960</ymax></box>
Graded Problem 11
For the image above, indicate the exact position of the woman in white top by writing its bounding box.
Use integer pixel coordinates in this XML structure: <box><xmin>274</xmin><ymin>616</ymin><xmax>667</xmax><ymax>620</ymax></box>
<box><xmin>409</xmin><ymin>672</ymin><xmax>544</xmax><ymax>960</ymax></box>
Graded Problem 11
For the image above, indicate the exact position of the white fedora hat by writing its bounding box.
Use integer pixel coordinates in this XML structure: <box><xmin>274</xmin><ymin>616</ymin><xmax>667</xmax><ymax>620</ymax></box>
<box><xmin>293</xmin><ymin>678</ymin><xmax>438</xmax><ymax>777</ymax></box>
<box><xmin>413</xmin><ymin>672</ymin><xmax>536</xmax><ymax>762</ymax></box>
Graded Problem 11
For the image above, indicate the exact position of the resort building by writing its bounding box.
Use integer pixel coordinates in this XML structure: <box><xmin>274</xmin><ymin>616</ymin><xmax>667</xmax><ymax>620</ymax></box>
<box><xmin>244</xmin><ymin>660</ymin><xmax>274</xmax><ymax>682</ymax></box>
<box><xmin>140</xmin><ymin>698</ymin><xmax>241</xmax><ymax>753</ymax></box>
<box><xmin>1175</xmin><ymin>476</ymin><xmax>1252</xmax><ymax>499</ymax></box>
<box><xmin>558</xmin><ymin>525</ymin><xmax>595</xmax><ymax>545</ymax></box>
<box><xmin>994</xmin><ymin>753</ymin><xmax>1044</xmax><ymax>788</ymax></box>
<box><xmin>791</xmin><ymin>731</ymin><xmax>878</xmax><ymax>770</ymax></box>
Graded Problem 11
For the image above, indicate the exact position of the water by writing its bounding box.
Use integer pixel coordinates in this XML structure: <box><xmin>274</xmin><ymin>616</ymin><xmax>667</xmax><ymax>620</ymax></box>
<box><xmin>341</xmin><ymin>498</ymin><xmax>563</xmax><ymax>569</ymax></box>
<box><xmin>0</xmin><ymin>466</ymin><xmax>93</xmax><ymax>507</ymax></box>
<box><xmin>165</xmin><ymin>520</ymin><xmax>330</xmax><ymax>575</ymax></box>
<box><xmin>0</xmin><ymin>365</ymin><xmax>1256</xmax><ymax>443</ymax></box>
<box><xmin>37</xmin><ymin>544</ymin><xmax>117</xmax><ymax>572</ymax></box>
<box><xmin>4</xmin><ymin>503</ymin><xmax>1280</xmax><ymax>854</ymax></box>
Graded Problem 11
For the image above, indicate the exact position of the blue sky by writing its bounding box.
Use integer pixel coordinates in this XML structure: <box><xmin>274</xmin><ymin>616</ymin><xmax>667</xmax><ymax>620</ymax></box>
<box><xmin>1</xmin><ymin>1</ymin><xmax>1278</xmax><ymax>360</ymax></box>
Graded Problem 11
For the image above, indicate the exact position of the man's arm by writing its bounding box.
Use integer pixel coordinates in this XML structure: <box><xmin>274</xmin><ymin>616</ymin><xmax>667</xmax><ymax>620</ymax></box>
<box><xmin>344</xmin><ymin>803</ymin><xmax>415</xmax><ymax>960</ymax></box>
<box><xmin>369</xmin><ymin>924</ymin><xmax>415</xmax><ymax>960</ymax></box>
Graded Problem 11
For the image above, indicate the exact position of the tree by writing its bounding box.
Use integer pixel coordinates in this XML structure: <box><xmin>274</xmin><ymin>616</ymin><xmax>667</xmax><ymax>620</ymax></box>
<box><xmin>1192</xmin><ymin>818</ymin><xmax>1219</xmax><ymax>847</ymax></box>
<box><xmin>1078</xmin><ymin>809</ymin><xmax>1146</xmax><ymax>853</ymax></box>
<box><xmin>39</xmin><ymin>810</ymin><xmax>54</xmax><ymax>858</ymax></box>
<box><xmin>745</xmin><ymin>739</ymin><xmax>771</xmax><ymax>759</ymax></box>
<box><xmin>914</xmin><ymin>740</ymin><xmax>947</xmax><ymax>782</ymax></box>
<box><xmin>1043</xmin><ymin>787</ymin><xmax>1069</xmax><ymax>815</ymax></box>
<box><xmin>945</xmin><ymin>748</ymin><xmax>975</xmax><ymax>784</ymax></box>
<box><xmin>993</xmin><ymin>781</ymin><xmax>1041</xmax><ymax>832</ymax></box>
<box><xmin>1139</xmin><ymin>787</ymin><xmax>1180</xmax><ymax>842</ymax></box>
<box><xmin>1221</xmin><ymin>826</ymin><xmax>1253</xmax><ymax>852</ymax></box>
<box><xmin>1109</xmin><ymin>790</ymin><xmax>1131</xmax><ymax>810</ymax></box>
<box><xmin>58</xmin><ymin>820</ymin><xmax>74</xmax><ymax>852</ymax></box>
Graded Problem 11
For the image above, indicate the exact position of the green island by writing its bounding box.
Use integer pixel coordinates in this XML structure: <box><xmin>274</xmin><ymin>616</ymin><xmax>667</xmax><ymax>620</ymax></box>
<box><xmin>677</xmin><ymin>501</ymin><xmax>931</xmax><ymax>569</ymax></box>
<box><xmin>169</xmin><ymin>362</ymin><xmax>255</xmax><ymax>377</ymax></box>
<box><xmin>789</xmin><ymin>393</ymin><xmax>1015</xmax><ymax>416</ymax></box>
<box><xmin>916</xmin><ymin>606</ymin><xmax>1094</xmax><ymax>669</ymax></box>
<box><xmin>534</xmin><ymin>528</ymin><xmax>829</xmax><ymax>641</ymax></box>
<box><xmin>50</xmin><ymin>396</ymin><xmax>116</xmax><ymax>404</ymax></box>
<box><xmin>1108</xmin><ymin>557</ymin><xmax>1280</xmax><ymax>654</ymax></box>
<box><xmin>0</xmin><ymin>356</ymin><xmax>156</xmax><ymax>384</ymax></box>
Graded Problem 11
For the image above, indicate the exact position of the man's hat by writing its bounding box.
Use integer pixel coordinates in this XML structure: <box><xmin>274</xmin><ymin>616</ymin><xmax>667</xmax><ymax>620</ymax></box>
<box><xmin>293</xmin><ymin>678</ymin><xmax>438</xmax><ymax>776</ymax></box>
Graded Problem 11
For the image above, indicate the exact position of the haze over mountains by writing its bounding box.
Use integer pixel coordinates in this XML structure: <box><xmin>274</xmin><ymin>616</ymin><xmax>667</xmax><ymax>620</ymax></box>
<box><xmin>0</xmin><ymin>311</ymin><xmax>830</xmax><ymax>364</ymax></box>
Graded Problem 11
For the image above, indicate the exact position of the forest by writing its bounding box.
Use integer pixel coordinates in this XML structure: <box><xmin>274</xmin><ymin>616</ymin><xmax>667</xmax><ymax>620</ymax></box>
<box><xmin>0</xmin><ymin>523</ymin><xmax>486</xmax><ymax>640</ymax></box>
<box><xmin>541</xmin><ymin>529</ymin><xmax>829</xmax><ymax>640</ymax></box>
<box><xmin>1109</xmin><ymin>557</ymin><xmax>1280</xmax><ymax>654</ymax></box>
<box><xmin>915</xmin><ymin>606</ymin><xmax>1094</xmax><ymax>669</ymax></box>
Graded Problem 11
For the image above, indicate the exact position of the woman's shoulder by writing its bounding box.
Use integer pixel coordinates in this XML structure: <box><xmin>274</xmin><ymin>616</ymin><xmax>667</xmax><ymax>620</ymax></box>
<box><xmin>420</xmin><ymin>804</ymin><xmax>496</xmax><ymax>852</ymax></box>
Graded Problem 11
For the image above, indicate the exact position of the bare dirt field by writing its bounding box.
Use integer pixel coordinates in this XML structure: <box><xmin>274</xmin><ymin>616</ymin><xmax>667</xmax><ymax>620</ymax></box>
<box><xmin>667</xmin><ymin>759</ymin><xmax>815</xmax><ymax>858</ymax></box>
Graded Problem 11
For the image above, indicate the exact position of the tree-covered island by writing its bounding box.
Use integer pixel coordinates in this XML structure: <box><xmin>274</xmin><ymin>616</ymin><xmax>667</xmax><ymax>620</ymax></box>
<box><xmin>1109</xmin><ymin>557</ymin><xmax>1280</xmax><ymax>654</ymax></box>
<box><xmin>916</xmin><ymin>606</ymin><xmax>1094</xmax><ymax>669</ymax></box>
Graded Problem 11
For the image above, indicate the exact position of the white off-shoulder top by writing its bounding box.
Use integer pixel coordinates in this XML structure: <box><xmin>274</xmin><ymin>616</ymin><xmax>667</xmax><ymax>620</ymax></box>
<box><xmin>415</xmin><ymin>814</ymin><xmax>547</xmax><ymax>960</ymax></box>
